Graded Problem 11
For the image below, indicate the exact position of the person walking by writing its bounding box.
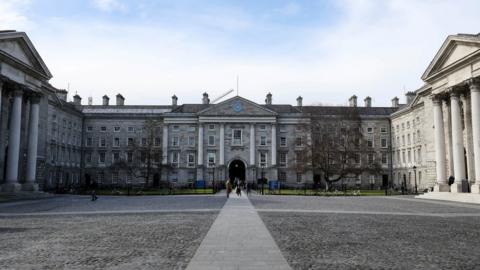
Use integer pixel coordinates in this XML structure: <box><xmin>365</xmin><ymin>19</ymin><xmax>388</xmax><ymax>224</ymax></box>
<box><xmin>226</xmin><ymin>179</ymin><xmax>232</xmax><ymax>198</ymax></box>
<box><xmin>91</xmin><ymin>181</ymin><xmax>98</xmax><ymax>201</ymax></box>
<box><xmin>236</xmin><ymin>185</ymin><xmax>241</xmax><ymax>197</ymax></box>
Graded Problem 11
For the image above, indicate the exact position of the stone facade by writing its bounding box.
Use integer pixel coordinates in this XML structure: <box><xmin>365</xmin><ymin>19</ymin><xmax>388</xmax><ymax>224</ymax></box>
<box><xmin>1</xmin><ymin>30</ymin><xmax>480</xmax><ymax>193</ymax></box>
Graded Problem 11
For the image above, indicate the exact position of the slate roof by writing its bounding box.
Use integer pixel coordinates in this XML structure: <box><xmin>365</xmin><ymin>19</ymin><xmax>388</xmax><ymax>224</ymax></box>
<box><xmin>171</xmin><ymin>104</ymin><xmax>211</xmax><ymax>113</ymax></box>
<box><xmin>302</xmin><ymin>106</ymin><xmax>397</xmax><ymax>116</ymax></box>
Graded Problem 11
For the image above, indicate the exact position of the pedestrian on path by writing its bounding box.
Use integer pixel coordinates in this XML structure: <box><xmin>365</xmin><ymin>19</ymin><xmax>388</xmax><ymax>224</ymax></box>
<box><xmin>226</xmin><ymin>179</ymin><xmax>232</xmax><ymax>198</ymax></box>
<box><xmin>91</xmin><ymin>181</ymin><xmax>98</xmax><ymax>201</ymax></box>
<box><xmin>236</xmin><ymin>185</ymin><xmax>241</xmax><ymax>197</ymax></box>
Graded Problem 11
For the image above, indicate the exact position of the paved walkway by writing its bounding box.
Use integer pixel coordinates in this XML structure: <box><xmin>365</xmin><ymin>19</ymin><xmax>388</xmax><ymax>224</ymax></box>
<box><xmin>186</xmin><ymin>192</ymin><xmax>291</xmax><ymax>270</ymax></box>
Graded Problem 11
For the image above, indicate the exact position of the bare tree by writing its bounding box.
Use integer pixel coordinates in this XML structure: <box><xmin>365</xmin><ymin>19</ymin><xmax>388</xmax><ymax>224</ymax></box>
<box><xmin>296</xmin><ymin>108</ymin><xmax>383</xmax><ymax>191</ymax></box>
<box><xmin>109</xmin><ymin>119</ymin><xmax>164</xmax><ymax>188</ymax></box>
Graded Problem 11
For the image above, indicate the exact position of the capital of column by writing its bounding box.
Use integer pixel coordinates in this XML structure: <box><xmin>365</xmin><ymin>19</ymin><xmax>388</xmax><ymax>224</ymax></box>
<box><xmin>467</xmin><ymin>78</ymin><xmax>480</xmax><ymax>92</ymax></box>
<box><xmin>28</xmin><ymin>94</ymin><xmax>42</xmax><ymax>104</ymax></box>
<box><xmin>11</xmin><ymin>89</ymin><xmax>23</xmax><ymax>98</ymax></box>
<box><xmin>431</xmin><ymin>94</ymin><xmax>443</xmax><ymax>105</ymax></box>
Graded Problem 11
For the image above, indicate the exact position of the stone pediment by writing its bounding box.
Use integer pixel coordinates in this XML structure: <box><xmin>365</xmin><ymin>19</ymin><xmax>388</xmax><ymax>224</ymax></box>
<box><xmin>422</xmin><ymin>34</ymin><xmax>480</xmax><ymax>82</ymax></box>
<box><xmin>197</xmin><ymin>96</ymin><xmax>277</xmax><ymax>116</ymax></box>
<box><xmin>0</xmin><ymin>31</ymin><xmax>52</xmax><ymax>79</ymax></box>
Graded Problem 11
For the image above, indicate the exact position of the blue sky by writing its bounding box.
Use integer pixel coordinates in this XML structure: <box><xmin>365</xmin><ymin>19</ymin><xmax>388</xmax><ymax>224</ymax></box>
<box><xmin>1</xmin><ymin>0</ymin><xmax>480</xmax><ymax>106</ymax></box>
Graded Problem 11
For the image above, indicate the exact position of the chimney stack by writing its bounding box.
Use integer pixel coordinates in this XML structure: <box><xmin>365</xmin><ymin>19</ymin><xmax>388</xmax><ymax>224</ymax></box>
<box><xmin>88</xmin><ymin>96</ymin><xmax>93</xmax><ymax>105</ymax></box>
<box><xmin>116</xmin><ymin>94</ymin><xmax>125</xmax><ymax>106</ymax></box>
<box><xmin>265</xmin><ymin>92</ymin><xmax>272</xmax><ymax>105</ymax></box>
<box><xmin>364</xmin><ymin>96</ymin><xmax>372</xmax><ymax>107</ymax></box>
<box><xmin>349</xmin><ymin>95</ymin><xmax>357</xmax><ymax>107</ymax></box>
<box><xmin>56</xmin><ymin>89</ymin><xmax>68</xmax><ymax>101</ymax></box>
<box><xmin>172</xmin><ymin>94</ymin><xmax>178</xmax><ymax>108</ymax></box>
<box><xmin>73</xmin><ymin>94</ymin><xmax>82</xmax><ymax>105</ymax></box>
<box><xmin>296</xmin><ymin>96</ymin><xmax>303</xmax><ymax>107</ymax></box>
<box><xmin>102</xmin><ymin>95</ymin><xmax>110</xmax><ymax>106</ymax></box>
<box><xmin>391</xmin><ymin>97</ymin><xmax>399</xmax><ymax>108</ymax></box>
<box><xmin>202</xmin><ymin>92</ymin><xmax>210</xmax><ymax>104</ymax></box>
<box><xmin>405</xmin><ymin>91</ymin><xmax>416</xmax><ymax>104</ymax></box>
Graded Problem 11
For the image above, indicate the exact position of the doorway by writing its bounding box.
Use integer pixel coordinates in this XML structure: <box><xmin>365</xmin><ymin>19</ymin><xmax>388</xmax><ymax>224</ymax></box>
<box><xmin>228</xmin><ymin>160</ymin><xmax>246</xmax><ymax>185</ymax></box>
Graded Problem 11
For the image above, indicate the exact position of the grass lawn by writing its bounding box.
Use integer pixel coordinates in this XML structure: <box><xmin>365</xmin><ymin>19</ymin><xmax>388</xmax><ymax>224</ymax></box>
<box><xmin>263</xmin><ymin>189</ymin><xmax>402</xmax><ymax>196</ymax></box>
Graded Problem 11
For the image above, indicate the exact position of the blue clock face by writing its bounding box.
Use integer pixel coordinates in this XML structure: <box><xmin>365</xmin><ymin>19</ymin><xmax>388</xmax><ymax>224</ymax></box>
<box><xmin>232</xmin><ymin>101</ymin><xmax>243</xmax><ymax>112</ymax></box>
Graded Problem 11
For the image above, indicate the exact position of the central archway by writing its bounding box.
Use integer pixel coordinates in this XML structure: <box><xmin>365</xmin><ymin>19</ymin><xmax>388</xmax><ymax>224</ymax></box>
<box><xmin>228</xmin><ymin>159</ymin><xmax>246</xmax><ymax>185</ymax></box>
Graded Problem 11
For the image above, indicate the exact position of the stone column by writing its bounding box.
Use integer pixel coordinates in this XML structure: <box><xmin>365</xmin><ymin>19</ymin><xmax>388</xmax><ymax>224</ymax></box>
<box><xmin>219</xmin><ymin>123</ymin><xmax>224</xmax><ymax>166</ymax></box>
<box><xmin>469</xmin><ymin>81</ymin><xmax>480</xmax><ymax>193</ymax></box>
<box><xmin>2</xmin><ymin>90</ymin><xmax>23</xmax><ymax>192</ymax></box>
<box><xmin>250</xmin><ymin>124</ymin><xmax>255</xmax><ymax>166</ymax></box>
<box><xmin>433</xmin><ymin>96</ymin><xmax>449</xmax><ymax>192</ymax></box>
<box><xmin>443</xmin><ymin>99</ymin><xmax>455</xmax><ymax>177</ymax></box>
<box><xmin>461</xmin><ymin>93</ymin><xmax>474</xmax><ymax>185</ymax></box>
<box><xmin>450</xmin><ymin>91</ymin><xmax>466</xmax><ymax>193</ymax></box>
<box><xmin>196</xmin><ymin>124</ymin><xmax>204</xmax><ymax>181</ymax></box>
<box><xmin>198</xmin><ymin>124</ymin><xmax>204</xmax><ymax>166</ymax></box>
<box><xmin>23</xmin><ymin>95</ymin><xmax>41</xmax><ymax>191</ymax></box>
<box><xmin>162</xmin><ymin>125</ymin><xmax>168</xmax><ymax>165</ymax></box>
<box><xmin>271</xmin><ymin>124</ymin><xmax>277</xmax><ymax>166</ymax></box>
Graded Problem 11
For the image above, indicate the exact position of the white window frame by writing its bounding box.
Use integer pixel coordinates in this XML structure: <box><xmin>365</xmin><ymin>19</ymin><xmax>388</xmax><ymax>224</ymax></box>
<box><xmin>380</xmin><ymin>127</ymin><xmax>387</xmax><ymax>133</ymax></box>
<box><xmin>232</xmin><ymin>129</ymin><xmax>243</xmax><ymax>146</ymax></box>
<box><xmin>113</xmin><ymin>137</ymin><xmax>120</xmax><ymax>147</ymax></box>
<box><xmin>127</xmin><ymin>137</ymin><xmax>134</xmax><ymax>147</ymax></box>
<box><xmin>260</xmin><ymin>135</ymin><xmax>267</xmax><ymax>146</ymax></box>
<box><xmin>171</xmin><ymin>152</ymin><xmax>179</xmax><ymax>167</ymax></box>
<box><xmin>128</xmin><ymin>126</ymin><xmax>135</xmax><ymax>133</ymax></box>
<box><xmin>208</xmin><ymin>135</ymin><xmax>215</xmax><ymax>146</ymax></box>
<box><xmin>207</xmin><ymin>152</ymin><xmax>216</xmax><ymax>167</ymax></box>
<box><xmin>208</xmin><ymin>124</ymin><xmax>215</xmax><ymax>130</ymax></box>
<box><xmin>99</xmin><ymin>137</ymin><xmax>106</xmax><ymax>147</ymax></box>
<box><xmin>99</xmin><ymin>152</ymin><xmax>106</xmax><ymax>164</ymax></box>
<box><xmin>188</xmin><ymin>135</ymin><xmax>195</xmax><ymax>146</ymax></box>
<box><xmin>381</xmin><ymin>138</ymin><xmax>387</xmax><ymax>148</ymax></box>
<box><xmin>100</xmin><ymin>126</ymin><xmax>107</xmax><ymax>132</ymax></box>
<box><xmin>259</xmin><ymin>152</ymin><xmax>268</xmax><ymax>167</ymax></box>
<box><xmin>187</xmin><ymin>153</ymin><xmax>195</xmax><ymax>167</ymax></box>
<box><xmin>367</xmin><ymin>127</ymin><xmax>373</xmax><ymax>134</ymax></box>
<box><xmin>114</xmin><ymin>126</ymin><xmax>121</xmax><ymax>132</ymax></box>
<box><xmin>279</xmin><ymin>152</ymin><xmax>287</xmax><ymax>167</ymax></box>
<box><xmin>280</xmin><ymin>137</ymin><xmax>287</xmax><ymax>147</ymax></box>
<box><xmin>172</xmin><ymin>136</ymin><xmax>179</xmax><ymax>147</ymax></box>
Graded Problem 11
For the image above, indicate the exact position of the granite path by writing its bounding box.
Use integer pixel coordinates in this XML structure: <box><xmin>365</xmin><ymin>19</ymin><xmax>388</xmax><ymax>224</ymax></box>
<box><xmin>186</xmin><ymin>192</ymin><xmax>291</xmax><ymax>270</ymax></box>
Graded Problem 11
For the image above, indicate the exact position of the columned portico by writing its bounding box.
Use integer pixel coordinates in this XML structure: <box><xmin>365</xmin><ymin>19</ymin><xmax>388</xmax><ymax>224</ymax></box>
<box><xmin>469</xmin><ymin>81</ymin><xmax>480</xmax><ymax>193</ymax></box>
<box><xmin>433</xmin><ymin>96</ymin><xmax>449</xmax><ymax>192</ymax></box>
<box><xmin>23</xmin><ymin>95</ymin><xmax>41</xmax><ymax>191</ymax></box>
<box><xmin>450</xmin><ymin>90</ymin><xmax>466</xmax><ymax>193</ymax></box>
<box><xmin>2</xmin><ymin>90</ymin><xmax>23</xmax><ymax>192</ymax></box>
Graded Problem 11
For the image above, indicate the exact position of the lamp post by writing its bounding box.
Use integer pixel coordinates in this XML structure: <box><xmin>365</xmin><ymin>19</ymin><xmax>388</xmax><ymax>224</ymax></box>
<box><xmin>261</xmin><ymin>164</ymin><xmax>265</xmax><ymax>195</ymax></box>
<box><xmin>211</xmin><ymin>162</ymin><xmax>216</xmax><ymax>193</ymax></box>
<box><xmin>413</xmin><ymin>165</ymin><xmax>418</xmax><ymax>195</ymax></box>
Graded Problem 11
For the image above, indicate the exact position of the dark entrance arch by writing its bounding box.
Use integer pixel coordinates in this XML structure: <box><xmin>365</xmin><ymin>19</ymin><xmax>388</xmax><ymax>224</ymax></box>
<box><xmin>228</xmin><ymin>160</ymin><xmax>246</xmax><ymax>184</ymax></box>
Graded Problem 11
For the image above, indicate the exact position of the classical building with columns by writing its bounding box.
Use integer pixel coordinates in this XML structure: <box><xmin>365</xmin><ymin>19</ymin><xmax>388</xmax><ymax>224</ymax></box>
<box><xmin>1</xmin><ymin>30</ymin><xmax>480</xmax><ymax>194</ymax></box>
<box><xmin>391</xmin><ymin>33</ymin><xmax>480</xmax><ymax>194</ymax></box>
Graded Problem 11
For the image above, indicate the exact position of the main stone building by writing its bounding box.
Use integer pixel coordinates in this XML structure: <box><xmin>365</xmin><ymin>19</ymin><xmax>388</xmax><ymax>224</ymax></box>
<box><xmin>1</xmin><ymin>30</ymin><xmax>479</xmax><ymax>195</ymax></box>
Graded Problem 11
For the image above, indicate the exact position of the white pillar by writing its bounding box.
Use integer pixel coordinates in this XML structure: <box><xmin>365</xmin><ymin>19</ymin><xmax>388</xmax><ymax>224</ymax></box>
<box><xmin>469</xmin><ymin>82</ymin><xmax>480</xmax><ymax>193</ymax></box>
<box><xmin>219</xmin><ymin>123</ymin><xmax>224</xmax><ymax>166</ymax></box>
<box><xmin>23</xmin><ymin>96</ymin><xmax>40</xmax><ymax>191</ymax></box>
<box><xmin>250</xmin><ymin>124</ymin><xmax>255</xmax><ymax>166</ymax></box>
<box><xmin>271</xmin><ymin>124</ymin><xmax>277</xmax><ymax>166</ymax></box>
<box><xmin>433</xmin><ymin>97</ymin><xmax>449</xmax><ymax>192</ymax></box>
<box><xmin>162</xmin><ymin>124</ymin><xmax>168</xmax><ymax>165</ymax></box>
<box><xmin>444</xmin><ymin>100</ymin><xmax>454</xmax><ymax>177</ymax></box>
<box><xmin>2</xmin><ymin>90</ymin><xmax>23</xmax><ymax>192</ymax></box>
<box><xmin>197</xmin><ymin>124</ymin><xmax>204</xmax><ymax>166</ymax></box>
<box><xmin>461</xmin><ymin>94</ymin><xmax>475</xmax><ymax>185</ymax></box>
<box><xmin>450</xmin><ymin>91</ymin><xmax>466</xmax><ymax>193</ymax></box>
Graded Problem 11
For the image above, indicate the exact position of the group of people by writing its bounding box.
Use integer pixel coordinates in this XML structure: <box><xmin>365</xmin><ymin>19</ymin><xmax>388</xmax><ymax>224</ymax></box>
<box><xmin>225</xmin><ymin>178</ymin><xmax>244</xmax><ymax>198</ymax></box>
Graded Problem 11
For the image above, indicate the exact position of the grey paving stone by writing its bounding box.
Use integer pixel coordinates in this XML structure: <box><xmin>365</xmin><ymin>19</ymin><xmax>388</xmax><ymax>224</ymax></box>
<box><xmin>186</xmin><ymin>192</ymin><xmax>292</xmax><ymax>270</ymax></box>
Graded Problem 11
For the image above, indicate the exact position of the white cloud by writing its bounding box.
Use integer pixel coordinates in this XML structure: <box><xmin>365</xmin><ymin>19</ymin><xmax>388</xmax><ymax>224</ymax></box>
<box><xmin>0</xmin><ymin>0</ymin><xmax>32</xmax><ymax>30</ymax></box>
<box><xmin>3</xmin><ymin>0</ymin><xmax>480</xmax><ymax>107</ymax></box>
<box><xmin>91</xmin><ymin>0</ymin><xmax>127</xmax><ymax>12</ymax></box>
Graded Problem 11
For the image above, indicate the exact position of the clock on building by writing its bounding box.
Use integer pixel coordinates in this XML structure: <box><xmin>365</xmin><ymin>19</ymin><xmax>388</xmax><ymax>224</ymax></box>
<box><xmin>232</xmin><ymin>101</ymin><xmax>243</xmax><ymax>112</ymax></box>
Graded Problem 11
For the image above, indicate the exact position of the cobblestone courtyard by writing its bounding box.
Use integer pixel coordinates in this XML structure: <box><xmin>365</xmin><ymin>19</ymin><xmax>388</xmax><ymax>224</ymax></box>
<box><xmin>1</xmin><ymin>194</ymin><xmax>480</xmax><ymax>269</ymax></box>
